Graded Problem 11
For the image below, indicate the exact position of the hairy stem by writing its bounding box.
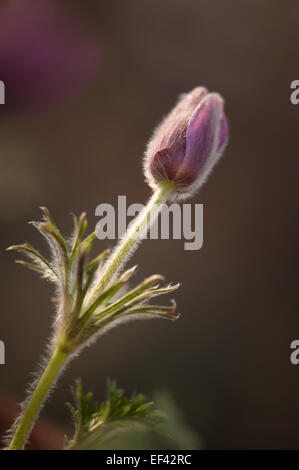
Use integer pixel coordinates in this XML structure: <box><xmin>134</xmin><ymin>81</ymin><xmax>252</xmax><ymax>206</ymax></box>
<box><xmin>8</xmin><ymin>346</ymin><xmax>68</xmax><ymax>450</ymax></box>
<box><xmin>8</xmin><ymin>182</ymin><xmax>174</xmax><ymax>450</ymax></box>
<box><xmin>87</xmin><ymin>181</ymin><xmax>174</xmax><ymax>305</ymax></box>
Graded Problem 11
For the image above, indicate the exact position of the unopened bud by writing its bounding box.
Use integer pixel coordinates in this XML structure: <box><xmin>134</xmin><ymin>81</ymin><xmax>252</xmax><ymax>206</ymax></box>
<box><xmin>144</xmin><ymin>87</ymin><xmax>228</xmax><ymax>199</ymax></box>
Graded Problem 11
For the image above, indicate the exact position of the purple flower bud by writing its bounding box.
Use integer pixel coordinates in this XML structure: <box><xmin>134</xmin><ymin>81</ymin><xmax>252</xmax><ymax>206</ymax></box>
<box><xmin>144</xmin><ymin>87</ymin><xmax>228</xmax><ymax>198</ymax></box>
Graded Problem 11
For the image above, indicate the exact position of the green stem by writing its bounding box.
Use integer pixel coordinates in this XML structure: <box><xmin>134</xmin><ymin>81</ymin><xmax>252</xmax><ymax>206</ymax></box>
<box><xmin>8</xmin><ymin>346</ymin><xmax>68</xmax><ymax>450</ymax></box>
<box><xmin>8</xmin><ymin>181</ymin><xmax>174</xmax><ymax>450</ymax></box>
<box><xmin>87</xmin><ymin>181</ymin><xmax>175</xmax><ymax>305</ymax></box>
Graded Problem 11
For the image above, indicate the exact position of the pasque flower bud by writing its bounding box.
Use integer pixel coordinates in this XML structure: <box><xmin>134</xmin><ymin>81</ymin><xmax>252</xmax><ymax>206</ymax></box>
<box><xmin>144</xmin><ymin>87</ymin><xmax>228</xmax><ymax>198</ymax></box>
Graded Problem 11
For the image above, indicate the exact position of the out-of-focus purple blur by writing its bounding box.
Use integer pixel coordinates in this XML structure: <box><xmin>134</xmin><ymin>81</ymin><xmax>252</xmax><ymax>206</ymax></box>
<box><xmin>0</xmin><ymin>0</ymin><xmax>100</xmax><ymax>111</ymax></box>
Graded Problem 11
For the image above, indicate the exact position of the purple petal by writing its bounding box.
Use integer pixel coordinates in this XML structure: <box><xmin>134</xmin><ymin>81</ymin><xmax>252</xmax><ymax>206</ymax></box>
<box><xmin>149</xmin><ymin>148</ymin><xmax>179</xmax><ymax>182</ymax></box>
<box><xmin>217</xmin><ymin>114</ymin><xmax>229</xmax><ymax>152</ymax></box>
<box><xmin>145</xmin><ymin>87</ymin><xmax>208</xmax><ymax>162</ymax></box>
<box><xmin>179</xmin><ymin>94</ymin><xmax>223</xmax><ymax>175</ymax></box>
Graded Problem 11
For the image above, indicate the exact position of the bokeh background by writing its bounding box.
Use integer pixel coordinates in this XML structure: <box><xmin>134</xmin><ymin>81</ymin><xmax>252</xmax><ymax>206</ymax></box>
<box><xmin>0</xmin><ymin>0</ymin><xmax>299</xmax><ymax>449</ymax></box>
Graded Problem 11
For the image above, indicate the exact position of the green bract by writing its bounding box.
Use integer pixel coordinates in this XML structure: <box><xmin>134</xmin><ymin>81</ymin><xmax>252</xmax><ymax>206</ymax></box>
<box><xmin>8</xmin><ymin>207</ymin><xmax>179</xmax><ymax>355</ymax></box>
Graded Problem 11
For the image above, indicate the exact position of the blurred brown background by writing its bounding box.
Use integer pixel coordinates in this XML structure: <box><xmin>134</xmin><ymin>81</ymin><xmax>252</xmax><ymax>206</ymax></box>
<box><xmin>0</xmin><ymin>0</ymin><xmax>299</xmax><ymax>449</ymax></box>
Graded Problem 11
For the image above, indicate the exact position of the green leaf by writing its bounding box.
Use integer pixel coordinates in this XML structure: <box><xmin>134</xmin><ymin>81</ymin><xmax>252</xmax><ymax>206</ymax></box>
<box><xmin>65</xmin><ymin>380</ymin><xmax>201</xmax><ymax>450</ymax></box>
<box><xmin>15</xmin><ymin>259</ymin><xmax>47</xmax><ymax>273</ymax></box>
<box><xmin>70</xmin><ymin>213</ymin><xmax>88</xmax><ymax>253</ymax></box>
<box><xmin>39</xmin><ymin>206</ymin><xmax>69</xmax><ymax>257</ymax></box>
<box><xmin>93</xmin><ymin>274</ymin><xmax>165</xmax><ymax>321</ymax></box>
<box><xmin>94</xmin><ymin>281</ymin><xmax>180</xmax><ymax>326</ymax></box>
<box><xmin>7</xmin><ymin>208</ymin><xmax>181</xmax><ymax>352</ymax></box>
<box><xmin>6</xmin><ymin>243</ymin><xmax>56</xmax><ymax>278</ymax></box>
<box><xmin>78</xmin><ymin>266</ymin><xmax>137</xmax><ymax>326</ymax></box>
<box><xmin>65</xmin><ymin>380</ymin><xmax>166</xmax><ymax>450</ymax></box>
<box><xmin>124</xmin><ymin>300</ymin><xmax>179</xmax><ymax>321</ymax></box>
<box><xmin>85</xmin><ymin>248</ymin><xmax>110</xmax><ymax>274</ymax></box>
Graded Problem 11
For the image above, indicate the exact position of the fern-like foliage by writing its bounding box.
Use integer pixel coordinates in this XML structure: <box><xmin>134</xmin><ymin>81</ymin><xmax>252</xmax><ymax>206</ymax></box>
<box><xmin>65</xmin><ymin>380</ymin><xmax>167</xmax><ymax>450</ymax></box>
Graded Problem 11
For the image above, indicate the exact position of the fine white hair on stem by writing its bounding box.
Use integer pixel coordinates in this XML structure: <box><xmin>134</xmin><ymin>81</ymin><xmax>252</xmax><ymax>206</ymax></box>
<box><xmin>6</xmin><ymin>188</ymin><xmax>180</xmax><ymax>449</ymax></box>
<box><xmin>3</xmin><ymin>340</ymin><xmax>71</xmax><ymax>449</ymax></box>
<box><xmin>86</xmin><ymin>183</ymin><xmax>173</xmax><ymax>307</ymax></box>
